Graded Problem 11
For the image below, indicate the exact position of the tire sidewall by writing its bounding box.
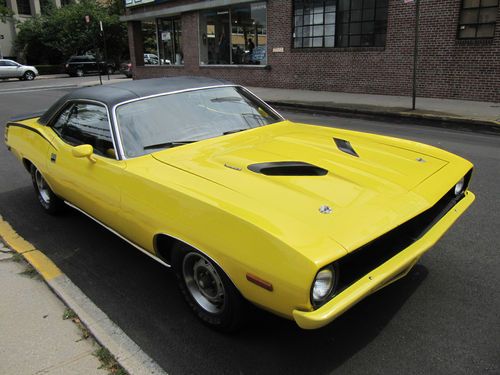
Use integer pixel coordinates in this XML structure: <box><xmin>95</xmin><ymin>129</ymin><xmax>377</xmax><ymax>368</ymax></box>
<box><xmin>30</xmin><ymin>165</ymin><xmax>60</xmax><ymax>214</ymax></box>
<box><xmin>171</xmin><ymin>243</ymin><xmax>244</xmax><ymax>331</ymax></box>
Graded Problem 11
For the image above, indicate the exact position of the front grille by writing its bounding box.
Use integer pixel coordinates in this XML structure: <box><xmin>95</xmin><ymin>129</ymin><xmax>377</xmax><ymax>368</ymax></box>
<box><xmin>335</xmin><ymin>170</ymin><xmax>471</xmax><ymax>294</ymax></box>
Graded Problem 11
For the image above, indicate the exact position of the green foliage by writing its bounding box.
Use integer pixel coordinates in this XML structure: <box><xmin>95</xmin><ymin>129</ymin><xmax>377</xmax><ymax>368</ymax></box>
<box><xmin>15</xmin><ymin>0</ymin><xmax>128</xmax><ymax>64</ymax></box>
<box><xmin>0</xmin><ymin>0</ymin><xmax>14</xmax><ymax>22</ymax></box>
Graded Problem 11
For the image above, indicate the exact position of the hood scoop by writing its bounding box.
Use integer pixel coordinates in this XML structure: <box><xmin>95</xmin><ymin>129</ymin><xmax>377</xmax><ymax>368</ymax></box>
<box><xmin>334</xmin><ymin>138</ymin><xmax>359</xmax><ymax>157</ymax></box>
<box><xmin>248</xmin><ymin>162</ymin><xmax>328</xmax><ymax>176</ymax></box>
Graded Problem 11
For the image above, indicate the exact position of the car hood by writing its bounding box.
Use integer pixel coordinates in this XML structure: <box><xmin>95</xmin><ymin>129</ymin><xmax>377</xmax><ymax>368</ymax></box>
<box><xmin>151</xmin><ymin>121</ymin><xmax>449</xmax><ymax>252</ymax></box>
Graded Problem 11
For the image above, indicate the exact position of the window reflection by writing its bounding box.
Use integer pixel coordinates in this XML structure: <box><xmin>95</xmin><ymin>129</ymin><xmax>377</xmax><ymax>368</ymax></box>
<box><xmin>158</xmin><ymin>17</ymin><xmax>183</xmax><ymax>65</ymax></box>
<box><xmin>200</xmin><ymin>2</ymin><xmax>267</xmax><ymax>65</ymax></box>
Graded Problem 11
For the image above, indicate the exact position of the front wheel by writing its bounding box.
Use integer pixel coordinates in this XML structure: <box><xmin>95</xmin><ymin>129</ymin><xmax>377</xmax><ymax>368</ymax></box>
<box><xmin>30</xmin><ymin>165</ymin><xmax>62</xmax><ymax>214</ymax></box>
<box><xmin>171</xmin><ymin>243</ymin><xmax>245</xmax><ymax>332</ymax></box>
<box><xmin>23</xmin><ymin>71</ymin><xmax>35</xmax><ymax>81</ymax></box>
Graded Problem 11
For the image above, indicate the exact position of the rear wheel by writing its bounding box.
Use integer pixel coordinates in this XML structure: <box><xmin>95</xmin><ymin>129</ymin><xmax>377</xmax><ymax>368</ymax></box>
<box><xmin>171</xmin><ymin>243</ymin><xmax>245</xmax><ymax>332</ymax></box>
<box><xmin>30</xmin><ymin>165</ymin><xmax>62</xmax><ymax>214</ymax></box>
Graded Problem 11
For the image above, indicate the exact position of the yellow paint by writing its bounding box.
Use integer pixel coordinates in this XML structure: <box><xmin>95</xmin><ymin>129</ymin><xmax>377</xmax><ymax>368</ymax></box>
<box><xmin>0</xmin><ymin>217</ymin><xmax>35</xmax><ymax>253</ymax></box>
<box><xmin>5</xmin><ymin>117</ymin><xmax>475</xmax><ymax>327</ymax></box>
<box><xmin>293</xmin><ymin>191</ymin><xmax>475</xmax><ymax>329</ymax></box>
<box><xmin>0</xmin><ymin>216</ymin><xmax>61</xmax><ymax>281</ymax></box>
<box><xmin>23</xmin><ymin>250</ymin><xmax>62</xmax><ymax>281</ymax></box>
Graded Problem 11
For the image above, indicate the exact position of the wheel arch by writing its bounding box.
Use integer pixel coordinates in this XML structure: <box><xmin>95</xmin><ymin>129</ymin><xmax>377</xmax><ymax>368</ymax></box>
<box><xmin>153</xmin><ymin>232</ymin><xmax>243</xmax><ymax>293</ymax></box>
<box><xmin>22</xmin><ymin>158</ymin><xmax>33</xmax><ymax>173</ymax></box>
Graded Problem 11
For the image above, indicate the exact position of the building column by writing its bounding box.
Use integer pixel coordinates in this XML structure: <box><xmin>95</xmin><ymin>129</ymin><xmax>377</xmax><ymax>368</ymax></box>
<box><xmin>6</xmin><ymin>0</ymin><xmax>18</xmax><ymax>14</ymax></box>
<box><xmin>54</xmin><ymin>0</ymin><xmax>62</xmax><ymax>8</ymax></box>
<box><xmin>128</xmin><ymin>21</ymin><xmax>144</xmax><ymax>68</ymax></box>
<box><xmin>29</xmin><ymin>0</ymin><xmax>41</xmax><ymax>15</ymax></box>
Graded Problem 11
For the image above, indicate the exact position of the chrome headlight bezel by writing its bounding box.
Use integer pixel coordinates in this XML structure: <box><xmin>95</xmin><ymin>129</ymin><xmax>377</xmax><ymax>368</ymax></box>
<box><xmin>454</xmin><ymin>177</ymin><xmax>465</xmax><ymax>196</ymax></box>
<box><xmin>311</xmin><ymin>263</ymin><xmax>338</xmax><ymax>308</ymax></box>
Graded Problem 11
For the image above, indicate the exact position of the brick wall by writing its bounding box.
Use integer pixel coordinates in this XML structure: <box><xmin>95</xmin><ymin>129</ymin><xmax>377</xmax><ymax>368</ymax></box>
<box><xmin>128</xmin><ymin>0</ymin><xmax>500</xmax><ymax>103</ymax></box>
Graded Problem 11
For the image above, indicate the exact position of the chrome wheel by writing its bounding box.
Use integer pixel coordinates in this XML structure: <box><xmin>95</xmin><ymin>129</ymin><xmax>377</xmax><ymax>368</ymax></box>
<box><xmin>76</xmin><ymin>69</ymin><xmax>84</xmax><ymax>77</ymax></box>
<box><xmin>35</xmin><ymin>169</ymin><xmax>51</xmax><ymax>204</ymax></box>
<box><xmin>24</xmin><ymin>71</ymin><xmax>35</xmax><ymax>81</ymax></box>
<box><xmin>182</xmin><ymin>253</ymin><xmax>225</xmax><ymax>314</ymax></box>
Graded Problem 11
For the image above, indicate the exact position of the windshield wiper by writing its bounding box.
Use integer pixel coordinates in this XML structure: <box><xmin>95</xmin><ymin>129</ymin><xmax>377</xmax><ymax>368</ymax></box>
<box><xmin>223</xmin><ymin>128</ymin><xmax>249</xmax><ymax>135</ymax></box>
<box><xmin>211</xmin><ymin>96</ymin><xmax>243</xmax><ymax>103</ymax></box>
<box><xmin>143</xmin><ymin>141</ymin><xmax>196</xmax><ymax>150</ymax></box>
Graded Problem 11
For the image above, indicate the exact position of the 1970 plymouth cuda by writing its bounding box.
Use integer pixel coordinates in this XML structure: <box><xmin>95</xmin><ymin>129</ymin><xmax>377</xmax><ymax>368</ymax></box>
<box><xmin>4</xmin><ymin>77</ymin><xmax>475</xmax><ymax>331</ymax></box>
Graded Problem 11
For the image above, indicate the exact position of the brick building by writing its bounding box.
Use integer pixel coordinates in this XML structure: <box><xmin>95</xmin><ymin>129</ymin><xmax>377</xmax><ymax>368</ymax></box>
<box><xmin>121</xmin><ymin>0</ymin><xmax>500</xmax><ymax>102</ymax></box>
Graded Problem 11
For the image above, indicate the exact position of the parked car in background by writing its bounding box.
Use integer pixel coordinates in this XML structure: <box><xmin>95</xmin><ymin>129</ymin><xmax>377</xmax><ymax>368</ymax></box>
<box><xmin>120</xmin><ymin>62</ymin><xmax>132</xmax><ymax>78</ymax></box>
<box><xmin>65</xmin><ymin>55</ymin><xmax>115</xmax><ymax>77</ymax></box>
<box><xmin>0</xmin><ymin>59</ymin><xmax>38</xmax><ymax>81</ymax></box>
<box><xmin>144</xmin><ymin>53</ymin><xmax>171</xmax><ymax>65</ymax></box>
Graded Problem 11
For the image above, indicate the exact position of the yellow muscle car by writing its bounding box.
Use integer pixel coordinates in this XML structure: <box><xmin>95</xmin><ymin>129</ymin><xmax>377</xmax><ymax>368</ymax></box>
<box><xmin>4</xmin><ymin>77</ymin><xmax>475</xmax><ymax>331</ymax></box>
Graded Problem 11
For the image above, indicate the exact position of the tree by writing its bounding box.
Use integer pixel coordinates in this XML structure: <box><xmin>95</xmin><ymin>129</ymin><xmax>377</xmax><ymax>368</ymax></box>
<box><xmin>15</xmin><ymin>0</ymin><xmax>128</xmax><ymax>64</ymax></box>
<box><xmin>0</xmin><ymin>0</ymin><xmax>14</xmax><ymax>23</ymax></box>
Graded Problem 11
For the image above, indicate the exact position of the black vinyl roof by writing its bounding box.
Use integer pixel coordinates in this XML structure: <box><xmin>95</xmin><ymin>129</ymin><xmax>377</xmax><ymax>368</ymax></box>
<box><xmin>38</xmin><ymin>76</ymin><xmax>233</xmax><ymax>125</ymax></box>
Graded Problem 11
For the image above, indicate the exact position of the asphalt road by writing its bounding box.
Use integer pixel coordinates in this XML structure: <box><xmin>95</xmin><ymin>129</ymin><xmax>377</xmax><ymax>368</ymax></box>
<box><xmin>0</xmin><ymin>79</ymin><xmax>499</xmax><ymax>375</ymax></box>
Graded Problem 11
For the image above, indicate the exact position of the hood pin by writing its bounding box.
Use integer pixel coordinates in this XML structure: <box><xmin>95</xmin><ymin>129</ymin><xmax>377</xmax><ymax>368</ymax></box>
<box><xmin>319</xmin><ymin>205</ymin><xmax>333</xmax><ymax>214</ymax></box>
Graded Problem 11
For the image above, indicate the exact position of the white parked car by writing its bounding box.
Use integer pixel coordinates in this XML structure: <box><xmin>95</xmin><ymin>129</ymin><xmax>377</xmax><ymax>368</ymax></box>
<box><xmin>0</xmin><ymin>59</ymin><xmax>39</xmax><ymax>81</ymax></box>
<box><xmin>143</xmin><ymin>53</ymin><xmax>171</xmax><ymax>65</ymax></box>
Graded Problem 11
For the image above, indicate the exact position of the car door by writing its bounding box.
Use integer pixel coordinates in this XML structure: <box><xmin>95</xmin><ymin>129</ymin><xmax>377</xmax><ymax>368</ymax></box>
<box><xmin>45</xmin><ymin>101</ymin><xmax>125</xmax><ymax>230</ymax></box>
<box><xmin>0</xmin><ymin>61</ymin><xmax>6</xmax><ymax>77</ymax></box>
<box><xmin>86</xmin><ymin>56</ymin><xmax>98</xmax><ymax>73</ymax></box>
<box><xmin>0</xmin><ymin>60</ymin><xmax>20</xmax><ymax>78</ymax></box>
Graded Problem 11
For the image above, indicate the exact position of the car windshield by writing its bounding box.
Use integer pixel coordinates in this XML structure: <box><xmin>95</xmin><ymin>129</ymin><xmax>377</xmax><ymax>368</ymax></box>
<box><xmin>115</xmin><ymin>86</ymin><xmax>282</xmax><ymax>158</ymax></box>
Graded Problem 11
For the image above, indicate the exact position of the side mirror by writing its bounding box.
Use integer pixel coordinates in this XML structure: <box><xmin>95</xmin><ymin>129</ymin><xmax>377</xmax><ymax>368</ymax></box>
<box><xmin>72</xmin><ymin>144</ymin><xmax>96</xmax><ymax>163</ymax></box>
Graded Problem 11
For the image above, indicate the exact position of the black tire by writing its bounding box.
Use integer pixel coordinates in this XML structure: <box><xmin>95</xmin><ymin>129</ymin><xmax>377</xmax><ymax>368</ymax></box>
<box><xmin>23</xmin><ymin>71</ymin><xmax>35</xmax><ymax>81</ymax></box>
<box><xmin>106</xmin><ymin>66</ymin><xmax>114</xmax><ymax>75</ymax></box>
<box><xmin>30</xmin><ymin>165</ymin><xmax>63</xmax><ymax>215</ymax></box>
<box><xmin>171</xmin><ymin>242</ymin><xmax>245</xmax><ymax>332</ymax></box>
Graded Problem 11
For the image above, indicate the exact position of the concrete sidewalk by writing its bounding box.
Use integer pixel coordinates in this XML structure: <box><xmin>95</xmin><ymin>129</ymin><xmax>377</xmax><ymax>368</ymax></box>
<box><xmin>0</xmin><ymin>241</ymin><xmax>107</xmax><ymax>375</ymax></box>
<box><xmin>0</xmin><ymin>216</ymin><xmax>166</xmax><ymax>375</ymax></box>
<box><xmin>248</xmin><ymin>86</ymin><xmax>500</xmax><ymax>131</ymax></box>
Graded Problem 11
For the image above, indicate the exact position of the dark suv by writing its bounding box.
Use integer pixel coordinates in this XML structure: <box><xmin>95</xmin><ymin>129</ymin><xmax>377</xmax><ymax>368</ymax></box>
<box><xmin>65</xmin><ymin>55</ymin><xmax>115</xmax><ymax>77</ymax></box>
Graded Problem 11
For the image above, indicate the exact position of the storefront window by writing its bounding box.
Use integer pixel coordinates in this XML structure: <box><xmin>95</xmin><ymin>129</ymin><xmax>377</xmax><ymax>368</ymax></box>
<box><xmin>141</xmin><ymin>21</ymin><xmax>160</xmax><ymax>65</ymax></box>
<box><xmin>158</xmin><ymin>17</ymin><xmax>183</xmax><ymax>65</ymax></box>
<box><xmin>199</xmin><ymin>2</ymin><xmax>267</xmax><ymax>65</ymax></box>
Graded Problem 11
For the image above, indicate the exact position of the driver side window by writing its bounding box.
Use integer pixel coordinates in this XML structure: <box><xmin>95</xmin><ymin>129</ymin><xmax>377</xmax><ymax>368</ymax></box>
<box><xmin>51</xmin><ymin>102</ymin><xmax>116</xmax><ymax>159</ymax></box>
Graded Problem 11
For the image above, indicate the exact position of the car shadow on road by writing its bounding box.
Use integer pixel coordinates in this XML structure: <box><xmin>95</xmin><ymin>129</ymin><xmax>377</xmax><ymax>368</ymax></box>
<box><xmin>0</xmin><ymin>186</ymin><xmax>428</xmax><ymax>375</ymax></box>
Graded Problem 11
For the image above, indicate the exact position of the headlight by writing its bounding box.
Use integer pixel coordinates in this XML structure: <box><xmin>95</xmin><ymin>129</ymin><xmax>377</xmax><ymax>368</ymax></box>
<box><xmin>312</xmin><ymin>266</ymin><xmax>336</xmax><ymax>305</ymax></box>
<box><xmin>454</xmin><ymin>177</ymin><xmax>465</xmax><ymax>196</ymax></box>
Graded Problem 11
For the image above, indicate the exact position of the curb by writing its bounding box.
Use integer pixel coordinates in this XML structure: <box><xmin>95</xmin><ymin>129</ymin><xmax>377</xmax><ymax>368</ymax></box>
<box><xmin>268</xmin><ymin>101</ymin><xmax>500</xmax><ymax>136</ymax></box>
<box><xmin>0</xmin><ymin>215</ymin><xmax>167</xmax><ymax>375</ymax></box>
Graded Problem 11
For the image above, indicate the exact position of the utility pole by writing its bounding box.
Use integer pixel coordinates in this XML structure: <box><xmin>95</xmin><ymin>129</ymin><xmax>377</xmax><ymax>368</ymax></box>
<box><xmin>412</xmin><ymin>0</ymin><xmax>420</xmax><ymax>110</ymax></box>
<box><xmin>85</xmin><ymin>15</ymin><xmax>102</xmax><ymax>85</ymax></box>
<box><xmin>100</xmin><ymin>21</ymin><xmax>110</xmax><ymax>81</ymax></box>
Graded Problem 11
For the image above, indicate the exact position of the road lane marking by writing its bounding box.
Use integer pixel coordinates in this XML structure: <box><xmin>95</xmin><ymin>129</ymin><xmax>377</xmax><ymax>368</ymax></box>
<box><xmin>0</xmin><ymin>85</ymin><xmax>78</xmax><ymax>95</ymax></box>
